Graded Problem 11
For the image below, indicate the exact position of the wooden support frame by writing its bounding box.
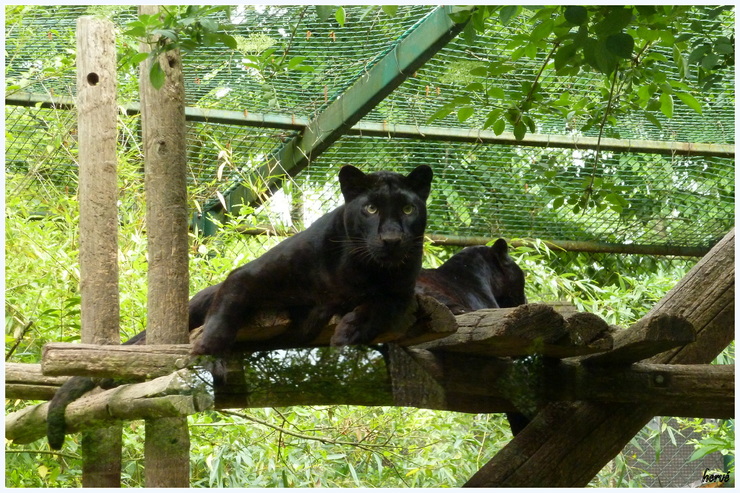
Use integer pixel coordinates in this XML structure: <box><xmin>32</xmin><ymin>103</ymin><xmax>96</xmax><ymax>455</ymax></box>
<box><xmin>8</xmin><ymin>288</ymin><xmax>733</xmax><ymax>446</ymax></box>
<box><xmin>464</xmin><ymin>228</ymin><xmax>735</xmax><ymax>487</ymax></box>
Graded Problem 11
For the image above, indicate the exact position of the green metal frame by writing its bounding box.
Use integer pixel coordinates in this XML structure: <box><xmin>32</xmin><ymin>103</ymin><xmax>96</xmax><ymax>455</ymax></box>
<box><xmin>192</xmin><ymin>5</ymin><xmax>474</xmax><ymax>235</ymax></box>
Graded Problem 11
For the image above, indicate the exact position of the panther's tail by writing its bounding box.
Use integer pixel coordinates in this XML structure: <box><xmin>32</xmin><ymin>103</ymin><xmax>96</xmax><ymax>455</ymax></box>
<box><xmin>46</xmin><ymin>376</ymin><xmax>98</xmax><ymax>450</ymax></box>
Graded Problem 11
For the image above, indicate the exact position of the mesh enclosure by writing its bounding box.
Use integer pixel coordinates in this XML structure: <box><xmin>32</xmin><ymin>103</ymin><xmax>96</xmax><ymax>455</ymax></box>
<box><xmin>5</xmin><ymin>5</ymin><xmax>734</xmax><ymax>253</ymax></box>
<box><xmin>3</xmin><ymin>6</ymin><xmax>733</xmax><ymax>487</ymax></box>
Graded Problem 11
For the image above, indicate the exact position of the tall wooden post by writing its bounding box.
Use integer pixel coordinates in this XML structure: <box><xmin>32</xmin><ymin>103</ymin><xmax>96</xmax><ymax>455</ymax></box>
<box><xmin>138</xmin><ymin>5</ymin><xmax>191</xmax><ymax>487</ymax></box>
<box><xmin>76</xmin><ymin>16</ymin><xmax>123</xmax><ymax>488</ymax></box>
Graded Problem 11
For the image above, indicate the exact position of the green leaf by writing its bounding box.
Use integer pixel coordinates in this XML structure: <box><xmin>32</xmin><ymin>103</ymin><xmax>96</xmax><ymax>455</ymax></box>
<box><xmin>522</xmin><ymin>114</ymin><xmax>536</xmax><ymax>133</ymax></box>
<box><xmin>152</xmin><ymin>29</ymin><xmax>178</xmax><ymax>41</ymax></box>
<box><xmin>287</xmin><ymin>56</ymin><xmax>308</xmax><ymax>69</ymax></box>
<box><xmin>335</xmin><ymin>7</ymin><xmax>346</xmax><ymax>27</ymax></box>
<box><xmin>427</xmin><ymin>107</ymin><xmax>454</xmax><ymax>123</ymax></box>
<box><xmin>219</xmin><ymin>34</ymin><xmax>238</xmax><ymax>50</ymax></box>
<box><xmin>530</xmin><ymin>19</ymin><xmax>554</xmax><ymax>42</ymax></box>
<box><xmin>606</xmin><ymin>33</ymin><xmax>634</xmax><ymax>59</ymax></box>
<box><xmin>688</xmin><ymin>44</ymin><xmax>711</xmax><ymax>64</ymax></box>
<box><xmin>381</xmin><ymin>5</ymin><xmax>398</xmax><ymax>17</ymax></box>
<box><xmin>513</xmin><ymin>121</ymin><xmax>527</xmax><ymax>140</ymax></box>
<box><xmin>129</xmin><ymin>52</ymin><xmax>150</xmax><ymax>65</ymax></box>
<box><xmin>676</xmin><ymin>92</ymin><xmax>702</xmax><ymax>115</ymax></box>
<box><xmin>149</xmin><ymin>60</ymin><xmax>165</xmax><ymax>89</ymax></box>
<box><xmin>469</xmin><ymin>65</ymin><xmax>488</xmax><ymax>77</ymax></box>
<box><xmin>315</xmin><ymin>5</ymin><xmax>333</xmax><ymax>22</ymax></box>
<box><xmin>564</xmin><ymin>6</ymin><xmax>587</xmax><ymax>25</ymax></box>
<box><xmin>701</xmin><ymin>53</ymin><xmax>720</xmax><ymax>70</ymax></box>
<box><xmin>487</xmin><ymin>86</ymin><xmax>505</xmax><ymax>99</ymax></box>
<box><xmin>554</xmin><ymin>43</ymin><xmax>578</xmax><ymax>73</ymax></box>
<box><xmin>457</xmin><ymin>106</ymin><xmax>474</xmax><ymax>122</ymax></box>
<box><xmin>483</xmin><ymin>109</ymin><xmax>503</xmax><ymax>129</ymax></box>
<box><xmin>659</xmin><ymin>92</ymin><xmax>674</xmax><ymax>118</ymax></box>
<box><xmin>123</xmin><ymin>25</ymin><xmax>147</xmax><ymax>38</ymax></box>
<box><xmin>492</xmin><ymin>118</ymin><xmax>506</xmax><ymax>135</ymax></box>
<box><xmin>499</xmin><ymin>6</ymin><xmax>520</xmax><ymax>25</ymax></box>
<box><xmin>594</xmin><ymin>7</ymin><xmax>633</xmax><ymax>36</ymax></box>
<box><xmin>644</xmin><ymin>110</ymin><xmax>662</xmax><ymax>129</ymax></box>
<box><xmin>200</xmin><ymin>18</ymin><xmax>218</xmax><ymax>33</ymax></box>
<box><xmin>593</xmin><ymin>39</ymin><xmax>618</xmax><ymax>74</ymax></box>
<box><xmin>636</xmin><ymin>84</ymin><xmax>653</xmax><ymax>103</ymax></box>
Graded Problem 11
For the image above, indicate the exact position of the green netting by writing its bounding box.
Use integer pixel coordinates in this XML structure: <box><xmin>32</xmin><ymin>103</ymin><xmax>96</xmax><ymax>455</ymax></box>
<box><xmin>4</xmin><ymin>5</ymin><xmax>735</xmax><ymax>253</ymax></box>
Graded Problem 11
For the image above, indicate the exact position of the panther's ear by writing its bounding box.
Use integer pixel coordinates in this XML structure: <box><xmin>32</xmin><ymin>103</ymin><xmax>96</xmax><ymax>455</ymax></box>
<box><xmin>338</xmin><ymin>165</ymin><xmax>368</xmax><ymax>202</ymax></box>
<box><xmin>492</xmin><ymin>238</ymin><xmax>509</xmax><ymax>258</ymax></box>
<box><xmin>406</xmin><ymin>165</ymin><xmax>433</xmax><ymax>201</ymax></box>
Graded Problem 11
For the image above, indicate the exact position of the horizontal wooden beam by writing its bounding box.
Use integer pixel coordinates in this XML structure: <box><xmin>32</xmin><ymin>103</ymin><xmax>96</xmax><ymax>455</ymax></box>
<box><xmin>5</xmin><ymin>369</ymin><xmax>213</xmax><ymax>445</ymax></box>
<box><xmin>549</xmin><ymin>361</ymin><xmax>733</xmax><ymax>418</ymax></box>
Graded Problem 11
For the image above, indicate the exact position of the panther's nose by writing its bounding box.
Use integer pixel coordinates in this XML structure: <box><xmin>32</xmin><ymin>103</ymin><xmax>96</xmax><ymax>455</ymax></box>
<box><xmin>379</xmin><ymin>232</ymin><xmax>403</xmax><ymax>249</ymax></box>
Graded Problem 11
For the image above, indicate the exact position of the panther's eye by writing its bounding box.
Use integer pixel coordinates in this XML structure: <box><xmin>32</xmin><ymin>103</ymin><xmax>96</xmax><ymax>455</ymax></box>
<box><xmin>402</xmin><ymin>205</ymin><xmax>415</xmax><ymax>215</ymax></box>
<box><xmin>364</xmin><ymin>204</ymin><xmax>378</xmax><ymax>215</ymax></box>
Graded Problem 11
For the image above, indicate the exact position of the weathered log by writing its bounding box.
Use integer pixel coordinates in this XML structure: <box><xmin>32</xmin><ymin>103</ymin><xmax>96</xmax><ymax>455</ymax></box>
<box><xmin>42</xmin><ymin>343</ymin><xmax>192</xmax><ymax>379</ymax></box>
<box><xmin>466</xmin><ymin>228</ymin><xmax>734</xmax><ymax>487</ymax></box>
<box><xmin>202</xmin><ymin>293</ymin><xmax>457</xmax><ymax>349</ymax></box>
<box><xmin>547</xmin><ymin>362</ymin><xmax>733</xmax><ymax>418</ymax></box>
<box><xmin>581</xmin><ymin>313</ymin><xmax>695</xmax><ymax>366</ymax></box>
<box><xmin>10</xmin><ymin>352</ymin><xmax>733</xmax><ymax>422</ymax></box>
<box><xmin>417</xmin><ymin>303</ymin><xmax>613</xmax><ymax>358</ymax></box>
<box><xmin>41</xmin><ymin>295</ymin><xmax>456</xmax><ymax>380</ymax></box>
<box><xmin>5</xmin><ymin>369</ymin><xmax>212</xmax><ymax>446</ymax></box>
<box><xmin>6</xmin><ymin>362</ymin><xmax>68</xmax><ymax>400</ymax></box>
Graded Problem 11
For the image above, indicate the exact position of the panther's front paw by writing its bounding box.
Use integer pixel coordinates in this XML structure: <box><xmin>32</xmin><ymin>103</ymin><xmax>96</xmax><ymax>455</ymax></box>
<box><xmin>330</xmin><ymin>311</ymin><xmax>375</xmax><ymax>346</ymax></box>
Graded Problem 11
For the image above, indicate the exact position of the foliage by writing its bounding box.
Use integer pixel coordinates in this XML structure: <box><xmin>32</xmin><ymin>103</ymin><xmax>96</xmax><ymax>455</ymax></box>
<box><xmin>436</xmin><ymin>6</ymin><xmax>734</xmax><ymax>140</ymax></box>
<box><xmin>120</xmin><ymin>6</ymin><xmax>236</xmax><ymax>89</ymax></box>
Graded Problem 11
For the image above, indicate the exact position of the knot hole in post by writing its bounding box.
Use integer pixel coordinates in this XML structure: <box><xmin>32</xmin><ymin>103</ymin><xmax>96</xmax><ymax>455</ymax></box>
<box><xmin>86</xmin><ymin>72</ymin><xmax>100</xmax><ymax>86</ymax></box>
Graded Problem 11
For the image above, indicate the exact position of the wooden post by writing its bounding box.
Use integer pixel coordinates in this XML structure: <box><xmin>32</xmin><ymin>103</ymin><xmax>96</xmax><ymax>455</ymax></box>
<box><xmin>138</xmin><ymin>5</ymin><xmax>191</xmax><ymax>487</ymax></box>
<box><xmin>76</xmin><ymin>16</ymin><xmax>122</xmax><ymax>488</ymax></box>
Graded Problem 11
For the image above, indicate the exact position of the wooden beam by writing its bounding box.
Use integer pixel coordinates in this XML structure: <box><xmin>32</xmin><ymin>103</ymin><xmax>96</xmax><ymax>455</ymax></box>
<box><xmin>138</xmin><ymin>4</ymin><xmax>191</xmax><ymax>487</ymax></box>
<box><xmin>416</xmin><ymin>303</ymin><xmax>613</xmax><ymax>358</ymax></box>
<box><xmin>40</xmin><ymin>295</ymin><xmax>457</xmax><ymax>380</ymax></box>
<box><xmin>5</xmin><ymin>369</ymin><xmax>213</xmax><ymax>446</ymax></box>
<box><xmin>581</xmin><ymin>313</ymin><xmax>695</xmax><ymax>366</ymax></box>
<box><xmin>6</xmin><ymin>362</ymin><xmax>68</xmax><ymax>401</ymax></box>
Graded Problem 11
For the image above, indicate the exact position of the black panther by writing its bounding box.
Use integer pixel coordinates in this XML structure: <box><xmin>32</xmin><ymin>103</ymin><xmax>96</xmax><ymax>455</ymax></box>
<box><xmin>415</xmin><ymin>238</ymin><xmax>531</xmax><ymax>435</ymax></box>
<box><xmin>47</xmin><ymin>164</ymin><xmax>433</xmax><ymax>449</ymax></box>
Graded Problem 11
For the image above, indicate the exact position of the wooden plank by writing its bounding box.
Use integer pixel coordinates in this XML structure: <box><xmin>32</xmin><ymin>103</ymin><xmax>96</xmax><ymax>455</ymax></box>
<box><xmin>6</xmin><ymin>363</ymin><xmax>68</xmax><ymax>400</ymax></box>
<box><xmin>41</xmin><ymin>295</ymin><xmax>457</xmax><ymax>380</ymax></box>
<box><xmin>42</xmin><ymin>343</ymin><xmax>192</xmax><ymax>379</ymax></box>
